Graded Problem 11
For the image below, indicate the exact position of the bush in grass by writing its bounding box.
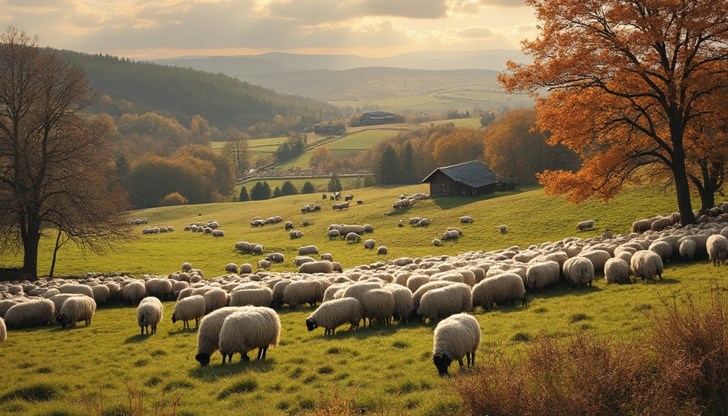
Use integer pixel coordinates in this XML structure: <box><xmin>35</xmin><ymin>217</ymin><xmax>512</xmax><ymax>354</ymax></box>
<box><xmin>452</xmin><ymin>283</ymin><xmax>728</xmax><ymax>416</ymax></box>
<box><xmin>273</xmin><ymin>186</ymin><xmax>282</xmax><ymax>198</ymax></box>
<box><xmin>238</xmin><ymin>186</ymin><xmax>250</xmax><ymax>202</ymax></box>
<box><xmin>281</xmin><ymin>181</ymin><xmax>298</xmax><ymax>196</ymax></box>
<box><xmin>250</xmin><ymin>181</ymin><xmax>271</xmax><ymax>200</ymax></box>
<box><xmin>159</xmin><ymin>192</ymin><xmax>187</xmax><ymax>206</ymax></box>
<box><xmin>301</xmin><ymin>181</ymin><xmax>315</xmax><ymax>194</ymax></box>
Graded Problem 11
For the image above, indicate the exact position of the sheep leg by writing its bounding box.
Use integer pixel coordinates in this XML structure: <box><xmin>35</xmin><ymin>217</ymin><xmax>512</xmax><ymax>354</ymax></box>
<box><xmin>258</xmin><ymin>347</ymin><xmax>268</xmax><ymax>360</ymax></box>
<box><xmin>458</xmin><ymin>358</ymin><xmax>465</xmax><ymax>368</ymax></box>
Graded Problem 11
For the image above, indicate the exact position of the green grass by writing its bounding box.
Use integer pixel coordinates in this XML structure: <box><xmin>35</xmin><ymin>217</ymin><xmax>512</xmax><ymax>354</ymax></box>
<box><xmin>2</xmin><ymin>183</ymin><xmax>723</xmax><ymax>415</ymax></box>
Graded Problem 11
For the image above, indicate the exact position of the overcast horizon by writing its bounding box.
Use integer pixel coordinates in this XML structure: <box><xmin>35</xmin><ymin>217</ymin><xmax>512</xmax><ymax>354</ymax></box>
<box><xmin>1</xmin><ymin>0</ymin><xmax>537</xmax><ymax>60</ymax></box>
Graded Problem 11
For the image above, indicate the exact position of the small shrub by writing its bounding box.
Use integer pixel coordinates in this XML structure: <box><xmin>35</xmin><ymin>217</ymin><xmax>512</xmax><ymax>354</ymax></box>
<box><xmin>217</xmin><ymin>378</ymin><xmax>258</xmax><ymax>399</ymax></box>
<box><xmin>318</xmin><ymin>366</ymin><xmax>335</xmax><ymax>375</ymax></box>
<box><xmin>569</xmin><ymin>313</ymin><xmax>591</xmax><ymax>324</ymax></box>
<box><xmin>511</xmin><ymin>332</ymin><xmax>531</xmax><ymax>342</ymax></box>
<box><xmin>1</xmin><ymin>383</ymin><xmax>58</xmax><ymax>402</ymax></box>
<box><xmin>159</xmin><ymin>192</ymin><xmax>187</xmax><ymax>206</ymax></box>
<box><xmin>392</xmin><ymin>340</ymin><xmax>410</xmax><ymax>349</ymax></box>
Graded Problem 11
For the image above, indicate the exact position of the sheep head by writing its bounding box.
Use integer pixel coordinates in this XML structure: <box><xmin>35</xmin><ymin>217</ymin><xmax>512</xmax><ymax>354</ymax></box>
<box><xmin>433</xmin><ymin>352</ymin><xmax>452</xmax><ymax>376</ymax></box>
<box><xmin>305</xmin><ymin>317</ymin><xmax>318</xmax><ymax>332</ymax></box>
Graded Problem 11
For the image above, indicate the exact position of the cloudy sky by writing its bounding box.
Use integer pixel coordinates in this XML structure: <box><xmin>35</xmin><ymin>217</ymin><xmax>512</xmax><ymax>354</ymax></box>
<box><xmin>0</xmin><ymin>0</ymin><xmax>537</xmax><ymax>59</ymax></box>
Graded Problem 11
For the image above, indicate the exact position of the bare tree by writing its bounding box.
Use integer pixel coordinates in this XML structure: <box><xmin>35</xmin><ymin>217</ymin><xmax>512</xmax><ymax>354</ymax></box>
<box><xmin>0</xmin><ymin>27</ymin><xmax>131</xmax><ymax>278</ymax></box>
<box><xmin>222</xmin><ymin>129</ymin><xmax>251</xmax><ymax>179</ymax></box>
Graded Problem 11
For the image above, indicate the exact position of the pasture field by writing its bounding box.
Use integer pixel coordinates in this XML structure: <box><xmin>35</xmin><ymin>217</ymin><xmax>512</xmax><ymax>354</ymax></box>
<box><xmin>329</xmin><ymin>90</ymin><xmax>535</xmax><ymax>113</ymax></box>
<box><xmin>2</xmin><ymin>184</ymin><xmax>725</xmax><ymax>415</ymax></box>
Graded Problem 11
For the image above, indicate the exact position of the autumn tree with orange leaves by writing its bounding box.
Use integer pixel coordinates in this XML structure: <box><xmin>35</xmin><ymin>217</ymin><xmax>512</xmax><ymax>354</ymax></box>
<box><xmin>500</xmin><ymin>0</ymin><xmax>728</xmax><ymax>224</ymax></box>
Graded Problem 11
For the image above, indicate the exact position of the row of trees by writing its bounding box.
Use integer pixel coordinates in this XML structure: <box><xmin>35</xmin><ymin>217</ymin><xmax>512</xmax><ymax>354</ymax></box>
<box><xmin>239</xmin><ymin>180</ymin><xmax>319</xmax><ymax>201</ymax></box>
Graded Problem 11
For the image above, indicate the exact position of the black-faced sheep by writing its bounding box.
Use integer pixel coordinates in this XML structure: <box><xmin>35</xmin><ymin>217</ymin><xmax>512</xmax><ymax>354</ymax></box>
<box><xmin>306</xmin><ymin>297</ymin><xmax>362</xmax><ymax>335</ymax></box>
<box><xmin>196</xmin><ymin>306</ymin><xmax>250</xmax><ymax>366</ymax></box>
<box><xmin>219</xmin><ymin>307</ymin><xmax>281</xmax><ymax>363</ymax></box>
<box><xmin>432</xmin><ymin>313</ymin><xmax>481</xmax><ymax>376</ymax></box>
<box><xmin>57</xmin><ymin>295</ymin><xmax>96</xmax><ymax>328</ymax></box>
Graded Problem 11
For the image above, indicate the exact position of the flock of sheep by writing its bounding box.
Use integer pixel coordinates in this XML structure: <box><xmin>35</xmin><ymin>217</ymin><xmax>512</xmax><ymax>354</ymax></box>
<box><xmin>4</xmin><ymin>200</ymin><xmax>728</xmax><ymax>376</ymax></box>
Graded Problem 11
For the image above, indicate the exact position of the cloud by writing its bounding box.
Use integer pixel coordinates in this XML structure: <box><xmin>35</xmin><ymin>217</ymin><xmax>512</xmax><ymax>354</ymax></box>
<box><xmin>265</xmin><ymin>0</ymin><xmax>448</xmax><ymax>24</ymax></box>
<box><xmin>477</xmin><ymin>0</ymin><xmax>527</xmax><ymax>7</ymax></box>
<box><xmin>457</xmin><ymin>26</ymin><xmax>494</xmax><ymax>39</ymax></box>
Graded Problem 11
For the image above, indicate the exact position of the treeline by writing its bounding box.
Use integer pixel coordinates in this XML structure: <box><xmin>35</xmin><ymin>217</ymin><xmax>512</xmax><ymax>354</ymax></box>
<box><xmin>54</xmin><ymin>49</ymin><xmax>341</xmax><ymax>134</ymax></box>
<box><xmin>238</xmin><ymin>176</ymin><xmax>340</xmax><ymax>201</ymax></box>
<box><xmin>365</xmin><ymin>109</ymin><xmax>580</xmax><ymax>185</ymax></box>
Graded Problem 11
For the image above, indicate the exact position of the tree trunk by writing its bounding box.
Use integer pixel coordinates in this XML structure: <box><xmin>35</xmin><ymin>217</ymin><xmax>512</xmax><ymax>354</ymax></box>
<box><xmin>49</xmin><ymin>228</ymin><xmax>63</xmax><ymax>278</ymax></box>
<box><xmin>22</xmin><ymin>220</ymin><xmax>40</xmax><ymax>279</ymax></box>
<box><xmin>672</xmin><ymin>150</ymin><xmax>697</xmax><ymax>225</ymax></box>
<box><xmin>699</xmin><ymin>187</ymin><xmax>716</xmax><ymax>212</ymax></box>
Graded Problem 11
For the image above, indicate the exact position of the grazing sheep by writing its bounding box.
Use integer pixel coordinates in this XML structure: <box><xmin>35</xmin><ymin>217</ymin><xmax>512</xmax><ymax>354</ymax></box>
<box><xmin>204</xmin><ymin>288</ymin><xmax>228</xmax><ymax>314</ymax></box>
<box><xmin>137</xmin><ymin>297</ymin><xmax>164</xmax><ymax>335</ymax></box>
<box><xmin>289</xmin><ymin>230</ymin><xmax>304</xmax><ymax>239</ymax></box>
<box><xmin>282</xmin><ymin>280</ymin><xmax>325</xmax><ymax>307</ymax></box>
<box><xmin>679</xmin><ymin>238</ymin><xmax>697</xmax><ymax>261</ymax></box>
<box><xmin>384</xmin><ymin>284</ymin><xmax>414</xmax><ymax>323</ymax></box>
<box><xmin>225</xmin><ymin>263</ymin><xmax>239</xmax><ymax>274</ymax></box>
<box><xmin>630</xmin><ymin>250</ymin><xmax>664</xmax><ymax>281</ymax></box>
<box><xmin>0</xmin><ymin>317</ymin><xmax>5</xmax><ymax>342</ymax></box>
<box><xmin>525</xmin><ymin>261</ymin><xmax>561</xmax><ymax>291</ymax></box>
<box><xmin>499</xmin><ymin>224</ymin><xmax>508</xmax><ymax>234</ymax></box>
<box><xmin>442</xmin><ymin>229</ymin><xmax>460</xmax><ymax>241</ymax></box>
<box><xmin>412</xmin><ymin>281</ymin><xmax>454</xmax><ymax>308</ymax></box>
<box><xmin>172</xmin><ymin>295</ymin><xmax>206</xmax><ymax>329</ymax></box>
<box><xmin>57</xmin><ymin>296</ymin><xmax>97</xmax><ymax>328</ymax></box>
<box><xmin>230</xmin><ymin>288</ymin><xmax>273</xmax><ymax>308</ymax></box>
<box><xmin>48</xmin><ymin>293</ymin><xmax>84</xmax><ymax>316</ymax></box>
<box><xmin>298</xmin><ymin>261</ymin><xmax>334</xmax><ymax>274</ymax></box>
<box><xmin>196</xmin><ymin>306</ymin><xmax>250</xmax><ymax>366</ymax></box>
<box><xmin>211</xmin><ymin>229</ymin><xmax>225</xmax><ymax>238</ymax></box>
<box><xmin>59</xmin><ymin>283</ymin><xmax>94</xmax><ymax>298</ymax></box>
<box><xmin>432</xmin><ymin>313</ymin><xmax>481</xmax><ymax>376</ymax></box>
<box><xmin>471</xmin><ymin>273</ymin><xmax>527</xmax><ymax>311</ymax></box>
<box><xmin>285</xmin><ymin>221</ymin><xmax>294</xmax><ymax>230</ymax></box>
<box><xmin>257</xmin><ymin>259</ymin><xmax>271</xmax><ymax>271</ymax></box>
<box><xmin>650</xmin><ymin>217</ymin><xmax>673</xmax><ymax>232</ymax></box>
<box><xmin>360</xmin><ymin>289</ymin><xmax>395</xmax><ymax>325</ymax></box>
<box><xmin>604</xmin><ymin>258</ymin><xmax>631</xmax><ymax>284</ymax></box>
<box><xmin>364</xmin><ymin>239</ymin><xmax>376</xmax><ymax>249</ymax></box>
<box><xmin>707</xmin><ymin>234</ymin><xmax>728</xmax><ymax>266</ymax></box>
<box><xmin>266</xmin><ymin>252</ymin><xmax>285</xmax><ymax>263</ymax></box>
<box><xmin>649</xmin><ymin>240</ymin><xmax>673</xmax><ymax>262</ymax></box>
<box><xmin>563</xmin><ymin>257</ymin><xmax>595</xmax><ymax>288</ymax></box>
<box><xmin>578</xmin><ymin>250</ymin><xmax>611</xmax><ymax>275</ymax></box>
<box><xmin>418</xmin><ymin>218</ymin><xmax>431</xmax><ymax>227</ymax></box>
<box><xmin>122</xmin><ymin>280</ymin><xmax>147</xmax><ymax>305</ymax></box>
<box><xmin>90</xmin><ymin>285</ymin><xmax>110</xmax><ymax>305</ymax></box>
<box><xmin>293</xmin><ymin>255</ymin><xmax>316</xmax><ymax>267</ymax></box>
<box><xmin>417</xmin><ymin>283</ymin><xmax>472</xmax><ymax>322</ymax></box>
<box><xmin>459</xmin><ymin>216</ymin><xmax>474</xmax><ymax>224</ymax></box>
<box><xmin>4</xmin><ymin>299</ymin><xmax>55</xmax><ymax>329</ymax></box>
<box><xmin>632</xmin><ymin>218</ymin><xmax>654</xmax><ymax>233</ymax></box>
<box><xmin>346</xmin><ymin>232</ymin><xmax>361</xmax><ymax>243</ymax></box>
<box><xmin>320</xmin><ymin>253</ymin><xmax>334</xmax><ymax>262</ymax></box>
<box><xmin>239</xmin><ymin>263</ymin><xmax>253</xmax><ymax>274</ymax></box>
<box><xmin>298</xmin><ymin>245</ymin><xmax>319</xmax><ymax>256</ymax></box>
<box><xmin>341</xmin><ymin>282</ymin><xmax>384</xmax><ymax>326</ymax></box>
<box><xmin>328</xmin><ymin>229</ymin><xmax>341</xmax><ymax>239</ymax></box>
<box><xmin>252</xmin><ymin>244</ymin><xmax>264</xmax><ymax>255</ymax></box>
<box><xmin>306</xmin><ymin>297</ymin><xmax>362</xmax><ymax>335</ymax></box>
<box><xmin>576</xmin><ymin>219</ymin><xmax>595</xmax><ymax>231</ymax></box>
<box><xmin>377</xmin><ymin>246</ymin><xmax>388</xmax><ymax>256</ymax></box>
<box><xmin>219</xmin><ymin>307</ymin><xmax>281</xmax><ymax>363</ymax></box>
<box><xmin>432</xmin><ymin>238</ymin><xmax>442</xmax><ymax>247</ymax></box>
<box><xmin>145</xmin><ymin>278</ymin><xmax>174</xmax><ymax>300</ymax></box>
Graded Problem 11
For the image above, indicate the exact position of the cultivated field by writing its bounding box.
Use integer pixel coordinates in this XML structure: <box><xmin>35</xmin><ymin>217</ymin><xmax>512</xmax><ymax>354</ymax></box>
<box><xmin>1</xmin><ymin>184</ymin><xmax>725</xmax><ymax>415</ymax></box>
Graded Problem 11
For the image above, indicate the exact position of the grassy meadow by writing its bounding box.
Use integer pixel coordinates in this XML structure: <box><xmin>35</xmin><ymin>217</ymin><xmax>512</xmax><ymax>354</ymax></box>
<box><xmin>2</xmin><ymin>184</ymin><xmax>727</xmax><ymax>415</ymax></box>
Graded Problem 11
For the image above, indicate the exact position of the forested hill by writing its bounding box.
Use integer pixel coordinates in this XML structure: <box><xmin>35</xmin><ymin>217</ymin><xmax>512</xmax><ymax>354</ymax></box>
<box><xmin>53</xmin><ymin>49</ymin><xmax>341</xmax><ymax>131</ymax></box>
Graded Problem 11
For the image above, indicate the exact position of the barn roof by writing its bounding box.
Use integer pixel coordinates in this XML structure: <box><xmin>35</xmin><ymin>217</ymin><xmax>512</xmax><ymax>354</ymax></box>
<box><xmin>421</xmin><ymin>160</ymin><xmax>498</xmax><ymax>188</ymax></box>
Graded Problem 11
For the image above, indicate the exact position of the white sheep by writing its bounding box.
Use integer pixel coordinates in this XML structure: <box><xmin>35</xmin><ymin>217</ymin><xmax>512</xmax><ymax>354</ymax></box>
<box><xmin>604</xmin><ymin>258</ymin><xmax>631</xmax><ymax>284</ymax></box>
<box><xmin>432</xmin><ymin>238</ymin><xmax>442</xmax><ymax>246</ymax></box>
<box><xmin>211</xmin><ymin>229</ymin><xmax>225</xmax><ymax>237</ymax></box>
<box><xmin>122</xmin><ymin>280</ymin><xmax>147</xmax><ymax>305</ymax></box>
<box><xmin>412</xmin><ymin>281</ymin><xmax>454</xmax><ymax>308</ymax></box>
<box><xmin>630</xmin><ymin>250</ymin><xmax>664</xmax><ymax>281</ymax></box>
<box><xmin>679</xmin><ymin>238</ymin><xmax>697</xmax><ymax>261</ymax></box>
<box><xmin>224</xmin><ymin>263</ymin><xmax>239</xmax><ymax>274</ymax></box>
<box><xmin>257</xmin><ymin>259</ymin><xmax>271</xmax><ymax>271</ymax></box>
<box><xmin>383</xmin><ymin>284</ymin><xmax>414</xmax><ymax>323</ymax></box>
<box><xmin>525</xmin><ymin>261</ymin><xmax>560</xmax><ymax>291</ymax></box>
<box><xmin>204</xmin><ymin>288</ymin><xmax>228</xmax><ymax>314</ymax></box>
<box><xmin>472</xmin><ymin>273</ymin><xmax>526</xmax><ymax>311</ymax></box>
<box><xmin>432</xmin><ymin>313</ymin><xmax>481</xmax><ymax>376</ymax></box>
<box><xmin>377</xmin><ymin>246</ymin><xmax>388</xmax><ymax>255</ymax></box>
<box><xmin>239</xmin><ymin>263</ymin><xmax>253</xmax><ymax>274</ymax></box>
<box><xmin>57</xmin><ymin>295</ymin><xmax>97</xmax><ymax>328</ymax></box>
<box><xmin>4</xmin><ymin>299</ymin><xmax>55</xmax><ymax>329</ymax></box>
<box><xmin>563</xmin><ymin>257</ymin><xmax>594</xmax><ymax>288</ymax></box>
<box><xmin>0</xmin><ymin>317</ymin><xmax>5</xmax><ymax>342</ymax></box>
<box><xmin>230</xmin><ymin>288</ymin><xmax>273</xmax><ymax>308</ymax></box>
<box><xmin>172</xmin><ymin>295</ymin><xmax>206</xmax><ymax>329</ymax></box>
<box><xmin>298</xmin><ymin>245</ymin><xmax>319</xmax><ymax>256</ymax></box>
<box><xmin>417</xmin><ymin>283</ymin><xmax>472</xmax><ymax>322</ymax></box>
<box><xmin>196</xmin><ymin>306</ymin><xmax>250</xmax><ymax>366</ymax></box>
<box><xmin>137</xmin><ymin>296</ymin><xmax>164</xmax><ymax>335</ymax></box>
<box><xmin>306</xmin><ymin>297</ymin><xmax>362</xmax><ymax>335</ymax></box>
<box><xmin>266</xmin><ymin>252</ymin><xmax>285</xmax><ymax>263</ymax></box>
<box><xmin>219</xmin><ymin>307</ymin><xmax>281</xmax><ymax>363</ymax></box>
<box><xmin>320</xmin><ymin>253</ymin><xmax>334</xmax><ymax>262</ymax></box>
<box><xmin>649</xmin><ymin>240</ymin><xmax>673</xmax><ymax>262</ymax></box>
<box><xmin>577</xmin><ymin>250</ymin><xmax>611</xmax><ymax>275</ymax></box>
<box><xmin>364</xmin><ymin>239</ymin><xmax>375</xmax><ymax>249</ymax></box>
<box><xmin>282</xmin><ymin>280</ymin><xmax>325</xmax><ymax>307</ymax></box>
<box><xmin>48</xmin><ymin>293</ymin><xmax>84</xmax><ymax>316</ymax></box>
<box><xmin>707</xmin><ymin>234</ymin><xmax>728</xmax><ymax>266</ymax></box>
<box><xmin>360</xmin><ymin>289</ymin><xmax>395</xmax><ymax>325</ymax></box>
<box><xmin>59</xmin><ymin>283</ymin><xmax>94</xmax><ymax>298</ymax></box>
<box><xmin>145</xmin><ymin>278</ymin><xmax>174</xmax><ymax>300</ymax></box>
<box><xmin>91</xmin><ymin>285</ymin><xmax>110</xmax><ymax>304</ymax></box>
<box><xmin>298</xmin><ymin>261</ymin><xmax>334</xmax><ymax>274</ymax></box>
<box><xmin>346</xmin><ymin>232</ymin><xmax>361</xmax><ymax>243</ymax></box>
<box><xmin>576</xmin><ymin>219</ymin><xmax>595</xmax><ymax>231</ymax></box>
<box><xmin>341</xmin><ymin>281</ymin><xmax>384</xmax><ymax>326</ymax></box>
<box><xmin>459</xmin><ymin>216</ymin><xmax>474</xmax><ymax>224</ymax></box>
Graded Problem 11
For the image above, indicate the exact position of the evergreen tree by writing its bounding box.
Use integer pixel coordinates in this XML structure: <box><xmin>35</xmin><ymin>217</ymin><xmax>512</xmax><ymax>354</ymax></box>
<box><xmin>272</xmin><ymin>186</ymin><xmax>282</xmax><ymax>198</ymax></box>
<box><xmin>377</xmin><ymin>144</ymin><xmax>400</xmax><ymax>185</ymax></box>
<box><xmin>400</xmin><ymin>143</ymin><xmax>417</xmax><ymax>184</ymax></box>
<box><xmin>328</xmin><ymin>173</ymin><xmax>342</xmax><ymax>192</ymax></box>
<box><xmin>238</xmin><ymin>186</ymin><xmax>250</xmax><ymax>202</ymax></box>
<box><xmin>281</xmin><ymin>180</ymin><xmax>298</xmax><ymax>196</ymax></box>
<box><xmin>301</xmin><ymin>181</ymin><xmax>315</xmax><ymax>194</ymax></box>
<box><xmin>250</xmin><ymin>181</ymin><xmax>271</xmax><ymax>200</ymax></box>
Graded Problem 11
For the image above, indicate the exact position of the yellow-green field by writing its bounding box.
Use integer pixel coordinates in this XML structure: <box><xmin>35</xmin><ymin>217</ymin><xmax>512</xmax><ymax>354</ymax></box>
<box><xmin>1</xmin><ymin>184</ymin><xmax>724</xmax><ymax>415</ymax></box>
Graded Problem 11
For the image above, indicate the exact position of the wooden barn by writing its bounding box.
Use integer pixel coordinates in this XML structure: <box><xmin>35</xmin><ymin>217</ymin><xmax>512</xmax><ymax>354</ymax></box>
<box><xmin>422</xmin><ymin>160</ymin><xmax>516</xmax><ymax>197</ymax></box>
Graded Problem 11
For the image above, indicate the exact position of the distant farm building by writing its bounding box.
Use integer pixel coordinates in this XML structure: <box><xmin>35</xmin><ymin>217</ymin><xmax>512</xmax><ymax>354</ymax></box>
<box><xmin>422</xmin><ymin>161</ymin><xmax>516</xmax><ymax>197</ymax></box>
<box><xmin>360</xmin><ymin>111</ymin><xmax>397</xmax><ymax>126</ymax></box>
<box><xmin>314</xmin><ymin>124</ymin><xmax>346</xmax><ymax>135</ymax></box>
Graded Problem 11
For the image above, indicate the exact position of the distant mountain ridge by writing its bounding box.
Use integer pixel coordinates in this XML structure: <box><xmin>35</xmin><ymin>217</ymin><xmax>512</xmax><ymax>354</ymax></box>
<box><xmin>154</xmin><ymin>49</ymin><xmax>527</xmax><ymax>101</ymax></box>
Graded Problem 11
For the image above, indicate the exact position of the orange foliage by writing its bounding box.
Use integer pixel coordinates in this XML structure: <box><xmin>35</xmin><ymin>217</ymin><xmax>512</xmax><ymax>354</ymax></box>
<box><xmin>501</xmin><ymin>0</ymin><xmax>728</xmax><ymax>219</ymax></box>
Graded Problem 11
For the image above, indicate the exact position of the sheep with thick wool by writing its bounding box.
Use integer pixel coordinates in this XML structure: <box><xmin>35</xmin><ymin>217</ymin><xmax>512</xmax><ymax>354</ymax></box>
<box><xmin>306</xmin><ymin>297</ymin><xmax>362</xmax><ymax>335</ymax></box>
<box><xmin>412</xmin><ymin>281</ymin><xmax>454</xmax><ymax>308</ymax></box>
<box><xmin>563</xmin><ymin>257</ymin><xmax>594</xmax><ymax>288</ymax></box>
<box><xmin>341</xmin><ymin>281</ymin><xmax>384</xmax><ymax>326</ymax></box>
<box><xmin>122</xmin><ymin>280</ymin><xmax>147</xmax><ymax>305</ymax></box>
<box><xmin>293</xmin><ymin>256</ymin><xmax>316</xmax><ymax>267</ymax></box>
<box><xmin>707</xmin><ymin>234</ymin><xmax>728</xmax><ymax>266</ymax></box>
<box><xmin>137</xmin><ymin>296</ymin><xmax>163</xmax><ymax>335</ymax></box>
<box><xmin>630</xmin><ymin>250</ymin><xmax>664</xmax><ymax>281</ymax></box>
<box><xmin>472</xmin><ymin>273</ymin><xmax>526</xmax><ymax>311</ymax></box>
<box><xmin>604</xmin><ymin>258</ymin><xmax>631</xmax><ymax>284</ymax></box>
<box><xmin>432</xmin><ymin>313</ymin><xmax>481</xmax><ymax>376</ymax></box>
<box><xmin>577</xmin><ymin>250</ymin><xmax>611</xmax><ymax>275</ymax></box>
<box><xmin>298</xmin><ymin>261</ymin><xmax>334</xmax><ymax>274</ymax></box>
<box><xmin>196</xmin><ymin>306</ymin><xmax>250</xmax><ymax>366</ymax></box>
<box><xmin>230</xmin><ymin>288</ymin><xmax>273</xmax><ymax>308</ymax></box>
<box><xmin>57</xmin><ymin>295</ymin><xmax>97</xmax><ymax>328</ymax></box>
<box><xmin>172</xmin><ymin>294</ymin><xmax>206</xmax><ymax>329</ymax></box>
<box><xmin>145</xmin><ymin>278</ymin><xmax>174</xmax><ymax>300</ymax></box>
<box><xmin>0</xmin><ymin>317</ymin><xmax>5</xmax><ymax>342</ymax></box>
<box><xmin>91</xmin><ymin>285</ymin><xmax>110</xmax><ymax>304</ymax></box>
<box><xmin>219</xmin><ymin>307</ymin><xmax>281</xmax><ymax>363</ymax></box>
<box><xmin>4</xmin><ymin>299</ymin><xmax>55</xmax><ymax>329</ymax></box>
<box><xmin>298</xmin><ymin>245</ymin><xmax>319</xmax><ymax>256</ymax></box>
<box><xmin>282</xmin><ymin>280</ymin><xmax>325</xmax><ymax>307</ymax></box>
<box><xmin>649</xmin><ymin>240</ymin><xmax>673</xmax><ymax>262</ymax></box>
<box><xmin>417</xmin><ymin>283</ymin><xmax>472</xmax><ymax>322</ymax></box>
<box><xmin>48</xmin><ymin>293</ymin><xmax>84</xmax><ymax>316</ymax></box>
<box><xmin>383</xmin><ymin>284</ymin><xmax>414</xmax><ymax>323</ymax></box>
<box><xmin>204</xmin><ymin>288</ymin><xmax>228</xmax><ymax>314</ymax></box>
<box><xmin>679</xmin><ymin>238</ymin><xmax>697</xmax><ymax>260</ymax></box>
<box><xmin>576</xmin><ymin>219</ymin><xmax>595</xmax><ymax>231</ymax></box>
<box><xmin>525</xmin><ymin>261</ymin><xmax>561</xmax><ymax>291</ymax></box>
<box><xmin>59</xmin><ymin>283</ymin><xmax>94</xmax><ymax>298</ymax></box>
<box><xmin>359</xmin><ymin>289</ymin><xmax>395</xmax><ymax>325</ymax></box>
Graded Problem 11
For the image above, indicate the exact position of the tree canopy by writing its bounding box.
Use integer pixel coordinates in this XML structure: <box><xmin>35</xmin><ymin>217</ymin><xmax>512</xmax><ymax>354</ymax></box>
<box><xmin>501</xmin><ymin>0</ymin><xmax>728</xmax><ymax>223</ymax></box>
